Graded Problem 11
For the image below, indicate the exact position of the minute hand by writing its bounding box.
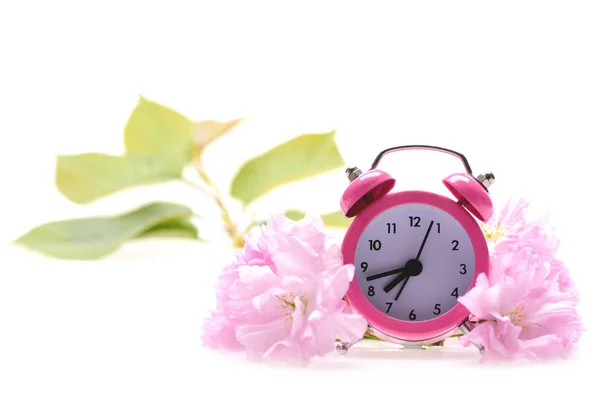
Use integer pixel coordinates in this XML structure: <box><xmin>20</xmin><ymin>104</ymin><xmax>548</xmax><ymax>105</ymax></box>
<box><xmin>384</xmin><ymin>221</ymin><xmax>435</xmax><ymax>294</ymax></box>
<box><xmin>416</xmin><ymin>220</ymin><xmax>434</xmax><ymax>260</ymax></box>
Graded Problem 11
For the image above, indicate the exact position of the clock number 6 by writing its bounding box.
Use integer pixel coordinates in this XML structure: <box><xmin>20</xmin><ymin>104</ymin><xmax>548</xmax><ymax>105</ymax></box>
<box><xmin>409</xmin><ymin>309</ymin><xmax>417</xmax><ymax>320</ymax></box>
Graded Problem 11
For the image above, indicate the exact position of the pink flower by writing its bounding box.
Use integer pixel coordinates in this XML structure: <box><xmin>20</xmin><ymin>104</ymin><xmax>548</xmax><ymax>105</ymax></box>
<box><xmin>483</xmin><ymin>198</ymin><xmax>577</xmax><ymax>302</ymax></box>
<box><xmin>483</xmin><ymin>197</ymin><xmax>529</xmax><ymax>240</ymax></box>
<box><xmin>202</xmin><ymin>213</ymin><xmax>368</xmax><ymax>364</ymax></box>
<box><xmin>482</xmin><ymin>198</ymin><xmax>559</xmax><ymax>259</ymax></box>
<box><xmin>546</xmin><ymin>258</ymin><xmax>578</xmax><ymax>301</ymax></box>
<box><xmin>202</xmin><ymin>310</ymin><xmax>243</xmax><ymax>351</ymax></box>
<box><xmin>458</xmin><ymin>247</ymin><xmax>582</xmax><ymax>362</ymax></box>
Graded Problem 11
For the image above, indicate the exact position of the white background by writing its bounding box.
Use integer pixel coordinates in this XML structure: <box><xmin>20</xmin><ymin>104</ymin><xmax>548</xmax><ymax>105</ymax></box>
<box><xmin>1</xmin><ymin>1</ymin><xmax>598</xmax><ymax>399</ymax></box>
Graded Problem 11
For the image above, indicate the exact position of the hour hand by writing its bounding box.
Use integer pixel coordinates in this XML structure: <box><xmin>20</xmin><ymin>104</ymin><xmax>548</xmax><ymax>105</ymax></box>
<box><xmin>366</xmin><ymin>267</ymin><xmax>405</xmax><ymax>282</ymax></box>
<box><xmin>383</xmin><ymin>271</ymin><xmax>408</xmax><ymax>293</ymax></box>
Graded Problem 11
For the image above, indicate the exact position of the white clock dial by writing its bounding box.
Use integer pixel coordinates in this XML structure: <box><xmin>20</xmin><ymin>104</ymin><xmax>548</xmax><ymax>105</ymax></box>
<box><xmin>354</xmin><ymin>203</ymin><xmax>475</xmax><ymax>322</ymax></box>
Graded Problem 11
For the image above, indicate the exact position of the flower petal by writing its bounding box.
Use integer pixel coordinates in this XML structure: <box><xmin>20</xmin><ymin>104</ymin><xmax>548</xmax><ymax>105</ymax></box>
<box><xmin>460</xmin><ymin>318</ymin><xmax>523</xmax><ymax>362</ymax></box>
<box><xmin>520</xmin><ymin>334</ymin><xmax>571</xmax><ymax>360</ymax></box>
<box><xmin>319</xmin><ymin>264</ymin><xmax>354</xmax><ymax>309</ymax></box>
<box><xmin>290</xmin><ymin>296</ymin><xmax>306</xmax><ymax>337</ymax></box>
<box><xmin>202</xmin><ymin>311</ymin><xmax>244</xmax><ymax>351</ymax></box>
<box><xmin>305</xmin><ymin>310</ymin><xmax>338</xmax><ymax>356</ymax></box>
<box><xmin>330</xmin><ymin>311</ymin><xmax>368</xmax><ymax>343</ymax></box>
<box><xmin>229</xmin><ymin>265</ymin><xmax>279</xmax><ymax>300</ymax></box>
<box><xmin>235</xmin><ymin>318</ymin><xmax>290</xmax><ymax>353</ymax></box>
<box><xmin>458</xmin><ymin>273</ymin><xmax>495</xmax><ymax>319</ymax></box>
<box><xmin>271</xmin><ymin>236</ymin><xmax>322</xmax><ymax>276</ymax></box>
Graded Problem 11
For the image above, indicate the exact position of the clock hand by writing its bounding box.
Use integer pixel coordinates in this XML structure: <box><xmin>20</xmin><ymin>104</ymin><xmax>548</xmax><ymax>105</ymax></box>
<box><xmin>395</xmin><ymin>276</ymin><xmax>411</xmax><ymax>301</ymax></box>
<box><xmin>416</xmin><ymin>220</ymin><xmax>434</xmax><ymax>260</ymax></box>
<box><xmin>383</xmin><ymin>271</ymin><xmax>408</xmax><ymax>293</ymax></box>
<box><xmin>366</xmin><ymin>267</ymin><xmax>405</xmax><ymax>282</ymax></box>
<box><xmin>383</xmin><ymin>221</ymin><xmax>433</xmax><ymax>294</ymax></box>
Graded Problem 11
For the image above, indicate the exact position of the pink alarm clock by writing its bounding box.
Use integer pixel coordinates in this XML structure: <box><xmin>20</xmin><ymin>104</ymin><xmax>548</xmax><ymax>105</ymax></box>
<box><xmin>337</xmin><ymin>145</ymin><xmax>494</xmax><ymax>353</ymax></box>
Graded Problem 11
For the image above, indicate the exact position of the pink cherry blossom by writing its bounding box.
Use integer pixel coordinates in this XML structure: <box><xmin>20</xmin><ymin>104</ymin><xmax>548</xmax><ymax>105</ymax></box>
<box><xmin>483</xmin><ymin>197</ymin><xmax>529</xmax><ymax>240</ymax></box>
<box><xmin>202</xmin><ymin>213</ymin><xmax>368</xmax><ymax>364</ymax></box>
<box><xmin>458</xmin><ymin>246</ymin><xmax>582</xmax><ymax>362</ymax></box>
<box><xmin>483</xmin><ymin>198</ymin><xmax>577</xmax><ymax>302</ymax></box>
<box><xmin>202</xmin><ymin>310</ymin><xmax>243</xmax><ymax>351</ymax></box>
<box><xmin>236</xmin><ymin>233</ymin><xmax>273</xmax><ymax>267</ymax></box>
<box><xmin>482</xmin><ymin>197</ymin><xmax>559</xmax><ymax>259</ymax></box>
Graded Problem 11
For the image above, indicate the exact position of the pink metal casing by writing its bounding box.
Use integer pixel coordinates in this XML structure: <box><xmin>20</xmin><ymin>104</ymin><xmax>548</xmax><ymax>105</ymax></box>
<box><xmin>342</xmin><ymin>190</ymin><xmax>489</xmax><ymax>343</ymax></box>
<box><xmin>340</xmin><ymin>169</ymin><xmax>395</xmax><ymax>217</ymax></box>
<box><xmin>443</xmin><ymin>173</ymin><xmax>493</xmax><ymax>222</ymax></box>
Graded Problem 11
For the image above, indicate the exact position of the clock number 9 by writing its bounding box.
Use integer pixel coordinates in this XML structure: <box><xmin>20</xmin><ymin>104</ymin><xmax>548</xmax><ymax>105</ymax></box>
<box><xmin>361</xmin><ymin>262</ymin><xmax>368</xmax><ymax>272</ymax></box>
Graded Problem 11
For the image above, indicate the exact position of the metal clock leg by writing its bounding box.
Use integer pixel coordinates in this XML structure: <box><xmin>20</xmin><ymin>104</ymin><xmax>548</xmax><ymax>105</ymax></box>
<box><xmin>402</xmin><ymin>343</ymin><xmax>425</xmax><ymax>350</ymax></box>
<box><xmin>335</xmin><ymin>341</ymin><xmax>357</xmax><ymax>355</ymax></box>
<box><xmin>459</xmin><ymin>321</ymin><xmax>484</xmax><ymax>355</ymax></box>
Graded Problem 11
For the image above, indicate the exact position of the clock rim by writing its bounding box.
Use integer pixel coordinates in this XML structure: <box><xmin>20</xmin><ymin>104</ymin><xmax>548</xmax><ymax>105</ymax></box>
<box><xmin>342</xmin><ymin>190</ymin><xmax>489</xmax><ymax>343</ymax></box>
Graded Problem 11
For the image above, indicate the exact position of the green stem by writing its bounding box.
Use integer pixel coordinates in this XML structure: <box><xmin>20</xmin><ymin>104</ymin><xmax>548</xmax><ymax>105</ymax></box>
<box><xmin>180</xmin><ymin>176</ymin><xmax>215</xmax><ymax>198</ymax></box>
<box><xmin>194</xmin><ymin>165</ymin><xmax>245</xmax><ymax>248</ymax></box>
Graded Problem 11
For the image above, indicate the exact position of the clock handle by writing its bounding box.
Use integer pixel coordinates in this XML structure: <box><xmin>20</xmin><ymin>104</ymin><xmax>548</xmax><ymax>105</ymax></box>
<box><xmin>370</xmin><ymin>144</ymin><xmax>474</xmax><ymax>175</ymax></box>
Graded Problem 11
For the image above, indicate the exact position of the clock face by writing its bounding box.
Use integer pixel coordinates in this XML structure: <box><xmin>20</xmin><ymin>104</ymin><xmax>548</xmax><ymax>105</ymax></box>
<box><xmin>354</xmin><ymin>203</ymin><xmax>475</xmax><ymax>322</ymax></box>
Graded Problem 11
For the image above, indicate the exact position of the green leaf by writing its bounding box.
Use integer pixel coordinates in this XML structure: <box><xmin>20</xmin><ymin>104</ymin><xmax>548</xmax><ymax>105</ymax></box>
<box><xmin>230</xmin><ymin>131</ymin><xmax>344</xmax><ymax>204</ymax></box>
<box><xmin>285</xmin><ymin>210</ymin><xmax>351</xmax><ymax>228</ymax></box>
<box><xmin>15</xmin><ymin>202</ymin><xmax>194</xmax><ymax>260</ymax></box>
<box><xmin>137</xmin><ymin>218</ymin><xmax>198</xmax><ymax>239</ymax></box>
<box><xmin>56</xmin><ymin>153</ymin><xmax>182</xmax><ymax>204</ymax></box>
<box><xmin>193</xmin><ymin>118</ymin><xmax>243</xmax><ymax>157</ymax></box>
<box><xmin>124</xmin><ymin>96</ymin><xmax>193</xmax><ymax>167</ymax></box>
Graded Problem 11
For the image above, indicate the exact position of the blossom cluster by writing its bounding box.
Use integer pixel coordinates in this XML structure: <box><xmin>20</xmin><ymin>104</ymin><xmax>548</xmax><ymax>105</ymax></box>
<box><xmin>202</xmin><ymin>198</ymin><xmax>582</xmax><ymax>364</ymax></box>
<box><xmin>202</xmin><ymin>214</ymin><xmax>368</xmax><ymax>365</ymax></box>
<box><xmin>459</xmin><ymin>198</ymin><xmax>583</xmax><ymax>362</ymax></box>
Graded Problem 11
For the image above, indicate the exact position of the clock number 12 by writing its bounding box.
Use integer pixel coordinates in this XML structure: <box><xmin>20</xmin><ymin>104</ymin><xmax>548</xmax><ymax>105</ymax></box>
<box><xmin>409</xmin><ymin>216</ymin><xmax>421</xmax><ymax>227</ymax></box>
